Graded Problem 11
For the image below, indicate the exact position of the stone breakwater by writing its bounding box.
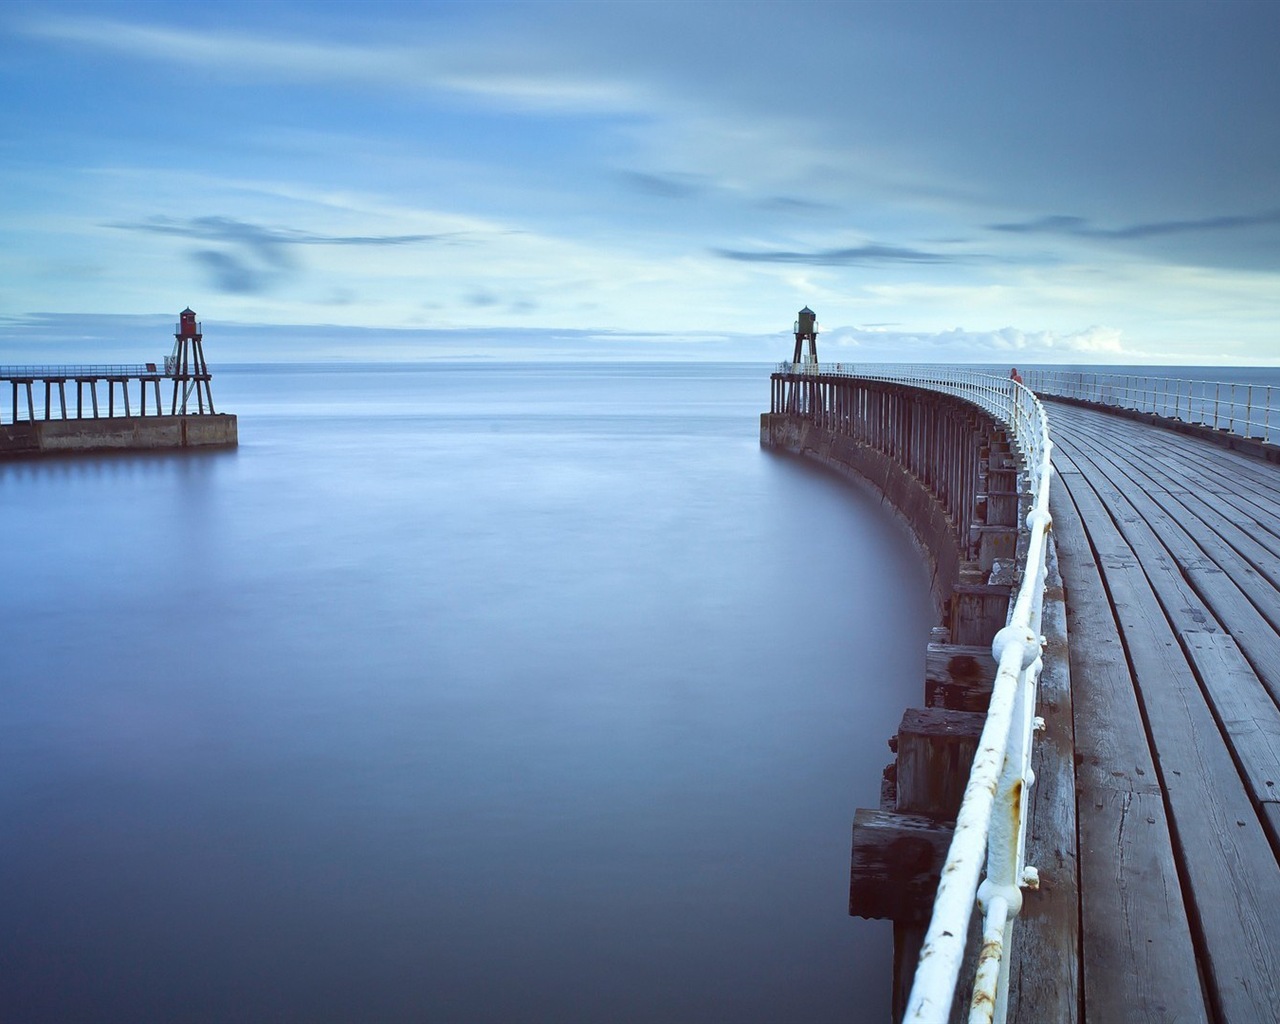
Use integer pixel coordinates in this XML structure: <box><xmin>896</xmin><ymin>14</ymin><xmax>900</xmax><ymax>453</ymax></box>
<box><xmin>0</xmin><ymin>413</ymin><xmax>237</xmax><ymax>457</ymax></box>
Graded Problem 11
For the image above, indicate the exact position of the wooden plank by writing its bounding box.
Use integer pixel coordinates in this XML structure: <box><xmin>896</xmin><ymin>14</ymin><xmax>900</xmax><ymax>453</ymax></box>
<box><xmin>1066</xmin><ymin>421</ymin><xmax>1280</xmax><ymax>562</ymax></box>
<box><xmin>1266</xmin><ymin>803</ymin><xmax>1280</xmax><ymax>855</ymax></box>
<box><xmin>1053</xmin><ymin>404</ymin><xmax>1280</xmax><ymax>522</ymax></box>
<box><xmin>1050</xmin><ymin>446</ymin><xmax>1082</xmax><ymax>476</ymax></box>
<box><xmin>1181</xmin><ymin>631</ymin><xmax>1280</xmax><ymax>817</ymax></box>
<box><xmin>1060</xmin><ymin>452</ymin><xmax>1280</xmax><ymax>1021</ymax></box>
<box><xmin>1179</xmin><ymin>489</ymin><xmax>1280</xmax><ymax>571</ymax></box>
<box><xmin>1047</xmin><ymin>400</ymin><xmax>1280</xmax><ymax>493</ymax></box>
<box><xmin>1057</xmin><ymin>432</ymin><xmax>1280</xmax><ymax>707</ymax></box>
<box><xmin>1098</xmin><ymin>421</ymin><xmax>1255</xmax><ymax>496</ymax></box>
<box><xmin>1056</xmin><ymin>446</ymin><xmax>1219</xmax><ymax>632</ymax></box>
<box><xmin>1050</xmin><ymin>471</ymin><xmax>1209</xmax><ymax>1022</ymax></box>
<box><xmin>1184</xmin><ymin>487</ymin><xmax>1280</xmax><ymax>547</ymax></box>
<box><xmin>1005</xmin><ymin>532</ymin><xmax>1079</xmax><ymax>1023</ymax></box>
<box><xmin>1083</xmin><ymin>441</ymin><xmax>1280</xmax><ymax>630</ymax></box>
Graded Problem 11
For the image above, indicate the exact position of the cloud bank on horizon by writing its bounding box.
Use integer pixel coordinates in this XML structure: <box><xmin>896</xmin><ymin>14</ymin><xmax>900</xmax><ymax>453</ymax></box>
<box><xmin>1</xmin><ymin>0</ymin><xmax>1277</xmax><ymax>363</ymax></box>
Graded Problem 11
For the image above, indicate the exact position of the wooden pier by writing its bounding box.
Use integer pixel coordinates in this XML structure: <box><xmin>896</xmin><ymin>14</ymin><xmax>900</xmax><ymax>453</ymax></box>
<box><xmin>4</xmin><ymin>364</ymin><xmax>175</xmax><ymax>422</ymax></box>
<box><xmin>763</xmin><ymin>364</ymin><xmax>1074</xmax><ymax>1021</ymax></box>
<box><xmin>763</xmin><ymin>331</ymin><xmax>1280</xmax><ymax>1021</ymax></box>
<box><xmin>0</xmin><ymin>308</ymin><xmax>236</xmax><ymax>457</ymax></box>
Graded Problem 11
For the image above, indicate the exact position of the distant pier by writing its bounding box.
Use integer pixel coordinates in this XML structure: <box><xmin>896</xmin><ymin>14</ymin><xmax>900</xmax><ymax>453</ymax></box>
<box><xmin>1</xmin><ymin>307</ymin><xmax>237</xmax><ymax>457</ymax></box>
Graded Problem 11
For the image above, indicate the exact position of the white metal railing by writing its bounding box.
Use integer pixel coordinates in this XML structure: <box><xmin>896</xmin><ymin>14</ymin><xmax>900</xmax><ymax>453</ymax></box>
<box><xmin>1024</xmin><ymin>368</ymin><xmax>1277</xmax><ymax>445</ymax></box>
<box><xmin>0</xmin><ymin>364</ymin><xmax>163</xmax><ymax>378</ymax></box>
<box><xmin>776</xmin><ymin>361</ymin><xmax>1053</xmax><ymax>1022</ymax></box>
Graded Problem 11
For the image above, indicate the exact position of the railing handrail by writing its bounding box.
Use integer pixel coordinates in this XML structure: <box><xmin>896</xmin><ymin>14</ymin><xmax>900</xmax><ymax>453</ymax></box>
<box><xmin>1020</xmin><ymin>367</ymin><xmax>1273</xmax><ymax>445</ymax></box>
<box><xmin>778</xmin><ymin>359</ymin><xmax>1275</xmax><ymax>392</ymax></box>
<box><xmin>774</xmin><ymin>361</ymin><xmax>1053</xmax><ymax>1022</ymax></box>
<box><xmin>0</xmin><ymin>364</ymin><xmax>163</xmax><ymax>378</ymax></box>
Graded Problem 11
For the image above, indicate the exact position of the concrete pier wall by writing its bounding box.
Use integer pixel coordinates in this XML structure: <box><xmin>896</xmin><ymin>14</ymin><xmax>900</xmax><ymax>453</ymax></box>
<box><xmin>760</xmin><ymin>412</ymin><xmax>962</xmax><ymax>615</ymax></box>
<box><xmin>0</xmin><ymin>414</ymin><xmax>237</xmax><ymax>457</ymax></box>
<box><xmin>762</xmin><ymin>383</ymin><xmax>1031</xmax><ymax>1019</ymax></box>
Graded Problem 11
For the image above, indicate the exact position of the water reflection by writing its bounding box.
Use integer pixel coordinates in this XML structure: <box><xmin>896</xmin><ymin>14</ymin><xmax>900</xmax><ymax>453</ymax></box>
<box><xmin>0</xmin><ymin>364</ymin><xmax>931</xmax><ymax>1023</ymax></box>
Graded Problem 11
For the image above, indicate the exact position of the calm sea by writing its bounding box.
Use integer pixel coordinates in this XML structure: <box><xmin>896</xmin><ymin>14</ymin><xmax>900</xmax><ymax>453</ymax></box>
<box><xmin>0</xmin><ymin>362</ymin><xmax>935</xmax><ymax>1023</ymax></box>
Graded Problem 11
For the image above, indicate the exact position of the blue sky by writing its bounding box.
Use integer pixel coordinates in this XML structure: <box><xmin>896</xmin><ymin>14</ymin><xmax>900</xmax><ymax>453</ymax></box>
<box><xmin>1</xmin><ymin>1</ymin><xmax>1277</xmax><ymax>363</ymax></box>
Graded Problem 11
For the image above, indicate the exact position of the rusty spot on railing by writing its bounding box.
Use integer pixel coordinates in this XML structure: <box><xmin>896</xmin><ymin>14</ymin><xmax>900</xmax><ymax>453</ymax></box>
<box><xmin>1009</xmin><ymin>778</ymin><xmax>1023</xmax><ymax>834</ymax></box>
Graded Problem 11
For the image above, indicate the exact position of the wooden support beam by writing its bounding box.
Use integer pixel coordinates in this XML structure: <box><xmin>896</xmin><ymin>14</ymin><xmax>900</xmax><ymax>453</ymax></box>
<box><xmin>889</xmin><ymin>703</ymin><xmax>985</xmax><ymax>1022</ymax></box>
<box><xmin>895</xmin><ymin>707</ymin><xmax>986</xmax><ymax>819</ymax></box>
<box><xmin>972</xmin><ymin>524</ymin><xmax>1017</xmax><ymax>572</ymax></box>
<box><xmin>881</xmin><ymin>761</ymin><xmax>898</xmax><ymax>810</ymax></box>
<box><xmin>925</xmin><ymin>642</ymin><xmax>997</xmax><ymax>712</ymax></box>
<box><xmin>984</xmin><ymin>490</ymin><xmax>1021</xmax><ymax>527</ymax></box>
<box><xmin>850</xmin><ymin>808</ymin><xmax>954</xmax><ymax>922</ymax></box>
<box><xmin>987</xmin><ymin>466</ymin><xmax>1019</xmax><ymax>489</ymax></box>
<box><xmin>949</xmin><ymin>581</ymin><xmax>1012</xmax><ymax>646</ymax></box>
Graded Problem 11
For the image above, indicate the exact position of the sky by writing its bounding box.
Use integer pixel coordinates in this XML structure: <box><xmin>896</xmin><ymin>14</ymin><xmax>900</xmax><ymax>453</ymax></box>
<box><xmin>1</xmin><ymin>0</ymin><xmax>1277</xmax><ymax>363</ymax></box>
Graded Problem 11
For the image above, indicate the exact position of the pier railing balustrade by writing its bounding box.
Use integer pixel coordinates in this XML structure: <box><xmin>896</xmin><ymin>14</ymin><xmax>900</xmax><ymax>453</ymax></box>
<box><xmin>1023</xmin><ymin>367</ymin><xmax>1277</xmax><ymax>445</ymax></box>
<box><xmin>1</xmin><ymin>363</ymin><xmax>212</xmax><ymax>425</ymax></box>
<box><xmin>0</xmin><ymin>365</ymin><xmax>162</xmax><ymax>378</ymax></box>
<box><xmin>782</xmin><ymin>361</ymin><xmax>1279</xmax><ymax>447</ymax></box>
<box><xmin>773</xmin><ymin>361</ymin><xmax>1054</xmax><ymax>1023</ymax></box>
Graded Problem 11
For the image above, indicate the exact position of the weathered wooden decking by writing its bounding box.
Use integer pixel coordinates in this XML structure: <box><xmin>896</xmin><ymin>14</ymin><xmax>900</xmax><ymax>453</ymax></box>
<box><xmin>1047</xmin><ymin>399</ymin><xmax>1280</xmax><ymax>1022</ymax></box>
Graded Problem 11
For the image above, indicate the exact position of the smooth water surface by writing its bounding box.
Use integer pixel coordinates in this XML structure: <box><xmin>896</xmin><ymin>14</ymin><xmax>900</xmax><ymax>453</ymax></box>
<box><xmin>1</xmin><ymin>363</ymin><xmax>934</xmax><ymax>1023</ymax></box>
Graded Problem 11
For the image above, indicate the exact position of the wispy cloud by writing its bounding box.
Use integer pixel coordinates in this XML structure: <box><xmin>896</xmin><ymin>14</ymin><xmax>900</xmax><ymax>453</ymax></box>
<box><xmin>617</xmin><ymin>171</ymin><xmax>706</xmax><ymax>200</ymax></box>
<box><xmin>112</xmin><ymin>216</ymin><xmax>460</xmax><ymax>295</ymax></box>
<box><xmin>113</xmin><ymin>215</ymin><xmax>454</xmax><ymax>249</ymax></box>
<box><xmin>714</xmin><ymin>243</ymin><xmax>983</xmax><ymax>266</ymax></box>
<box><xmin>821</xmin><ymin>323</ymin><xmax>1130</xmax><ymax>360</ymax></box>
<box><xmin>990</xmin><ymin>209</ymin><xmax>1280</xmax><ymax>240</ymax></box>
<box><xmin>7</xmin><ymin>3</ymin><xmax>1280</xmax><ymax>357</ymax></box>
<box><xmin>19</xmin><ymin>14</ymin><xmax>642</xmax><ymax>113</ymax></box>
<box><xmin>189</xmin><ymin>251</ymin><xmax>277</xmax><ymax>295</ymax></box>
<box><xmin>758</xmin><ymin>196</ymin><xmax>839</xmax><ymax>214</ymax></box>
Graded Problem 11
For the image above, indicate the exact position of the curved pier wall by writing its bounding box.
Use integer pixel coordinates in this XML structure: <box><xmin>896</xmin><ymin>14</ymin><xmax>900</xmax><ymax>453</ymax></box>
<box><xmin>764</xmin><ymin>378</ymin><xmax>1078</xmax><ymax>1022</ymax></box>
<box><xmin>760</xmin><ymin>413</ymin><xmax>962</xmax><ymax>614</ymax></box>
<box><xmin>762</xmin><ymin>373</ymin><xmax>1025</xmax><ymax>1019</ymax></box>
<box><xmin>0</xmin><ymin>414</ymin><xmax>237</xmax><ymax>457</ymax></box>
<box><xmin>760</xmin><ymin>375</ymin><xmax>1018</xmax><ymax>627</ymax></box>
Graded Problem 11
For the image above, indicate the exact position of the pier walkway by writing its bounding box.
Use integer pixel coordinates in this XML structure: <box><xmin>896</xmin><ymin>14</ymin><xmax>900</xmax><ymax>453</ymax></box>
<box><xmin>1047</xmin><ymin>399</ymin><xmax>1280</xmax><ymax>1022</ymax></box>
